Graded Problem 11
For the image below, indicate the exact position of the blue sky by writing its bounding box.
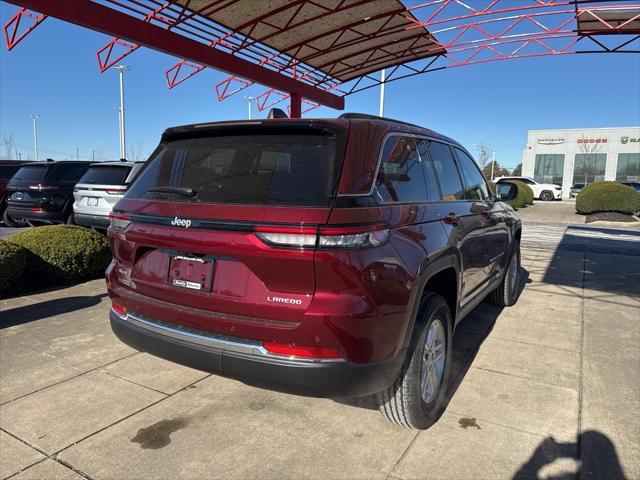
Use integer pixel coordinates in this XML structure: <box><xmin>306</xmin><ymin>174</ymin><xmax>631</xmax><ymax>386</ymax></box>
<box><xmin>1</xmin><ymin>4</ymin><xmax>639</xmax><ymax>169</ymax></box>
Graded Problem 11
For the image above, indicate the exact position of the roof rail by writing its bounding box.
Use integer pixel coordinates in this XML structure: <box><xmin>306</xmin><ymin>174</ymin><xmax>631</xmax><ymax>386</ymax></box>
<box><xmin>338</xmin><ymin>113</ymin><xmax>423</xmax><ymax>130</ymax></box>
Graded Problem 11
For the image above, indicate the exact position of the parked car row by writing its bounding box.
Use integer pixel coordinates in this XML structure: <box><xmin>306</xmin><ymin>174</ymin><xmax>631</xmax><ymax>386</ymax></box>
<box><xmin>0</xmin><ymin>159</ymin><xmax>143</xmax><ymax>228</ymax></box>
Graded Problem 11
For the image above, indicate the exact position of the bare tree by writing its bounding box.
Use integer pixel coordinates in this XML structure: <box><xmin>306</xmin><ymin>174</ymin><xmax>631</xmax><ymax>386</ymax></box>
<box><xmin>130</xmin><ymin>141</ymin><xmax>147</xmax><ymax>162</ymax></box>
<box><xmin>473</xmin><ymin>142</ymin><xmax>491</xmax><ymax>168</ymax></box>
<box><xmin>93</xmin><ymin>147</ymin><xmax>108</xmax><ymax>162</ymax></box>
<box><xmin>2</xmin><ymin>134</ymin><xmax>16</xmax><ymax>159</ymax></box>
<box><xmin>576</xmin><ymin>134</ymin><xmax>604</xmax><ymax>185</ymax></box>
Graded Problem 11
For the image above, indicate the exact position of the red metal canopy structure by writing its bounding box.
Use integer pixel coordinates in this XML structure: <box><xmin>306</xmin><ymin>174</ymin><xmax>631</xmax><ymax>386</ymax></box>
<box><xmin>3</xmin><ymin>0</ymin><xmax>640</xmax><ymax>117</ymax></box>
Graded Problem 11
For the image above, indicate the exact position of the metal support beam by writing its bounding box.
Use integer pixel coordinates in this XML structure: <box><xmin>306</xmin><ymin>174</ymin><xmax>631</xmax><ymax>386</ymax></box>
<box><xmin>4</xmin><ymin>0</ymin><xmax>344</xmax><ymax>110</ymax></box>
<box><xmin>290</xmin><ymin>93</ymin><xmax>301</xmax><ymax>119</ymax></box>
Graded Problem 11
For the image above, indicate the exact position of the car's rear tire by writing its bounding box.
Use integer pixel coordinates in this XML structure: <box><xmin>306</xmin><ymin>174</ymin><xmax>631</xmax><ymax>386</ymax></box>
<box><xmin>540</xmin><ymin>190</ymin><xmax>554</xmax><ymax>201</ymax></box>
<box><xmin>2</xmin><ymin>209</ymin><xmax>28</xmax><ymax>228</ymax></box>
<box><xmin>66</xmin><ymin>213</ymin><xmax>75</xmax><ymax>225</ymax></box>
<box><xmin>377</xmin><ymin>292</ymin><xmax>452</xmax><ymax>429</ymax></box>
<box><xmin>488</xmin><ymin>241</ymin><xmax>520</xmax><ymax>307</ymax></box>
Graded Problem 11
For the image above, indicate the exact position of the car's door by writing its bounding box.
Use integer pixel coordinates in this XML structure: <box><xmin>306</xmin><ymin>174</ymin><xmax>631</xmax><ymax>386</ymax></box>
<box><xmin>421</xmin><ymin>140</ymin><xmax>489</xmax><ymax>305</ymax></box>
<box><xmin>453</xmin><ymin>147</ymin><xmax>509</xmax><ymax>289</ymax></box>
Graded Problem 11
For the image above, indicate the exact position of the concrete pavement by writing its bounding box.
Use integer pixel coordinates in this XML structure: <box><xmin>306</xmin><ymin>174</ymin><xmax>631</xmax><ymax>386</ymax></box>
<box><xmin>1</xmin><ymin>221</ymin><xmax>638</xmax><ymax>480</ymax></box>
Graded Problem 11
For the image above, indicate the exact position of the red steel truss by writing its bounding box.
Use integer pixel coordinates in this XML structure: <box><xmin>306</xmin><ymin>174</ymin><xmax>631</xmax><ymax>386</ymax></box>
<box><xmin>3</xmin><ymin>0</ymin><xmax>639</xmax><ymax>115</ymax></box>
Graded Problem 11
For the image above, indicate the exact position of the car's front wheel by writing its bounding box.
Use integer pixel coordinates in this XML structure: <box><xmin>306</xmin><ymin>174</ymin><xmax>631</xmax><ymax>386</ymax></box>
<box><xmin>378</xmin><ymin>292</ymin><xmax>452</xmax><ymax>429</ymax></box>
<box><xmin>540</xmin><ymin>190</ymin><xmax>554</xmax><ymax>201</ymax></box>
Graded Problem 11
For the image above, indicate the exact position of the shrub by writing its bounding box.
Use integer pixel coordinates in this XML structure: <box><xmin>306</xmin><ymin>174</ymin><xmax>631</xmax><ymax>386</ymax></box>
<box><xmin>576</xmin><ymin>181</ymin><xmax>640</xmax><ymax>215</ymax></box>
<box><xmin>0</xmin><ymin>240</ymin><xmax>28</xmax><ymax>292</ymax></box>
<box><xmin>502</xmin><ymin>180</ymin><xmax>534</xmax><ymax>209</ymax></box>
<box><xmin>10</xmin><ymin>225</ymin><xmax>112</xmax><ymax>284</ymax></box>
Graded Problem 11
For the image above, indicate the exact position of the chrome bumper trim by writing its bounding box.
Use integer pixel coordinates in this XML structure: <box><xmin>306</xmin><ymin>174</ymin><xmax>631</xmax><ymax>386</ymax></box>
<box><xmin>112</xmin><ymin>309</ymin><xmax>345</xmax><ymax>363</ymax></box>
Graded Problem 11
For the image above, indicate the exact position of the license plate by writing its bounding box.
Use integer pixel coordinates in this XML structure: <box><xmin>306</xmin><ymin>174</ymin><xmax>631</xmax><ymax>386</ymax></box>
<box><xmin>87</xmin><ymin>197</ymin><xmax>99</xmax><ymax>206</ymax></box>
<box><xmin>167</xmin><ymin>255</ymin><xmax>214</xmax><ymax>292</ymax></box>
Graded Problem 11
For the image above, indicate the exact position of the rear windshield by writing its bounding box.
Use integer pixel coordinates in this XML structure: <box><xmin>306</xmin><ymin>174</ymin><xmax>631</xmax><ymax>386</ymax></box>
<box><xmin>79</xmin><ymin>165</ymin><xmax>131</xmax><ymax>185</ymax></box>
<box><xmin>11</xmin><ymin>166</ymin><xmax>49</xmax><ymax>182</ymax></box>
<box><xmin>126</xmin><ymin>130</ymin><xmax>343</xmax><ymax>206</ymax></box>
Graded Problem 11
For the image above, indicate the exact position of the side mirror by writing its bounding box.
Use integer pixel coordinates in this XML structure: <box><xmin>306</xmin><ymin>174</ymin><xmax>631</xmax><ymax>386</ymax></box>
<box><xmin>496</xmin><ymin>183</ymin><xmax>517</xmax><ymax>201</ymax></box>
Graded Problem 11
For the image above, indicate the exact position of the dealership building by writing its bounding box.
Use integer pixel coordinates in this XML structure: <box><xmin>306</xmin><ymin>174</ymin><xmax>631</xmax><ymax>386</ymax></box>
<box><xmin>521</xmin><ymin>127</ymin><xmax>640</xmax><ymax>198</ymax></box>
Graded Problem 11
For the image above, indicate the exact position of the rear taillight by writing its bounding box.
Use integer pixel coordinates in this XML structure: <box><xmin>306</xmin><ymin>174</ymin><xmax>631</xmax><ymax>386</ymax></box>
<box><xmin>111</xmin><ymin>300</ymin><xmax>127</xmax><ymax>317</ymax></box>
<box><xmin>255</xmin><ymin>224</ymin><xmax>389</xmax><ymax>249</ymax></box>
<box><xmin>106</xmin><ymin>187</ymin><xmax>127</xmax><ymax>195</ymax></box>
<box><xmin>263</xmin><ymin>341</ymin><xmax>343</xmax><ymax>360</ymax></box>
<box><xmin>108</xmin><ymin>212</ymin><xmax>132</xmax><ymax>232</ymax></box>
<box><xmin>28</xmin><ymin>183</ymin><xmax>59</xmax><ymax>191</ymax></box>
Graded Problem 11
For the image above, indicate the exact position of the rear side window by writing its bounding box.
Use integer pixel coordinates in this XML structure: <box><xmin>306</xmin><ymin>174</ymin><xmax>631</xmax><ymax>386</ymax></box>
<box><xmin>375</xmin><ymin>136</ymin><xmax>431</xmax><ymax>203</ymax></box>
<box><xmin>0</xmin><ymin>165</ymin><xmax>21</xmax><ymax>180</ymax></box>
<box><xmin>79</xmin><ymin>166</ymin><xmax>131</xmax><ymax>185</ymax></box>
<box><xmin>11</xmin><ymin>166</ymin><xmax>49</xmax><ymax>182</ymax></box>
<box><xmin>126</xmin><ymin>130</ymin><xmax>343</xmax><ymax>206</ymax></box>
<box><xmin>453</xmin><ymin>147</ymin><xmax>489</xmax><ymax>200</ymax></box>
<box><xmin>426</xmin><ymin>141</ymin><xmax>464</xmax><ymax>200</ymax></box>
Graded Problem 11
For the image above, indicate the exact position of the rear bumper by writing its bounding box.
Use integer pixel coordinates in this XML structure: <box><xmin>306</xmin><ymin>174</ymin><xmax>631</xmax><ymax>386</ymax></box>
<box><xmin>110</xmin><ymin>309</ymin><xmax>404</xmax><ymax>398</ymax></box>
<box><xmin>6</xmin><ymin>205</ymin><xmax>66</xmax><ymax>222</ymax></box>
<box><xmin>74</xmin><ymin>213</ymin><xmax>110</xmax><ymax>229</ymax></box>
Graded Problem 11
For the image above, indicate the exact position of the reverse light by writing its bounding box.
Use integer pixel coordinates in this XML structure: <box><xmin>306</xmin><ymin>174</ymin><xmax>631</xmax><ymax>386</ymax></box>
<box><xmin>111</xmin><ymin>300</ymin><xmax>127</xmax><ymax>317</ymax></box>
<box><xmin>254</xmin><ymin>224</ymin><xmax>389</xmax><ymax>249</ymax></box>
<box><xmin>263</xmin><ymin>341</ymin><xmax>343</xmax><ymax>360</ymax></box>
<box><xmin>108</xmin><ymin>212</ymin><xmax>132</xmax><ymax>232</ymax></box>
<box><xmin>255</xmin><ymin>226</ymin><xmax>317</xmax><ymax>248</ymax></box>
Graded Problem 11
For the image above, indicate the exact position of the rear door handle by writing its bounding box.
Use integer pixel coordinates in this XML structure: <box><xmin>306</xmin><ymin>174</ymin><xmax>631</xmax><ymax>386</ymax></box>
<box><xmin>443</xmin><ymin>213</ymin><xmax>459</xmax><ymax>225</ymax></box>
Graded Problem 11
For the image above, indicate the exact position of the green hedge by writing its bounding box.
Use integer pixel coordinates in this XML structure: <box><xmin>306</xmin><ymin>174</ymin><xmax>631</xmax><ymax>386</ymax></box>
<box><xmin>9</xmin><ymin>225</ymin><xmax>112</xmax><ymax>284</ymax></box>
<box><xmin>0</xmin><ymin>240</ymin><xmax>28</xmax><ymax>292</ymax></box>
<box><xmin>576</xmin><ymin>181</ymin><xmax>640</xmax><ymax>215</ymax></box>
<box><xmin>503</xmin><ymin>180</ymin><xmax>534</xmax><ymax>209</ymax></box>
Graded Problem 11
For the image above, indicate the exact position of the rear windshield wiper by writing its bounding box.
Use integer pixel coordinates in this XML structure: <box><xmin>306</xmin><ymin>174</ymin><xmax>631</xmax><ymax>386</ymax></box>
<box><xmin>147</xmin><ymin>186</ymin><xmax>197</xmax><ymax>197</ymax></box>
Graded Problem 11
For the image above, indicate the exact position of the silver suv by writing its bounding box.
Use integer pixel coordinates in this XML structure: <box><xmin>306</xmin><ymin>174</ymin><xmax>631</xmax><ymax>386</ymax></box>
<box><xmin>73</xmin><ymin>161</ymin><xmax>144</xmax><ymax>229</ymax></box>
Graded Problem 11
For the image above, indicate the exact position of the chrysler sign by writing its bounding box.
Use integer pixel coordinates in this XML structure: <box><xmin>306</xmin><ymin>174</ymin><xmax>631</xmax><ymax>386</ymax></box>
<box><xmin>537</xmin><ymin>138</ymin><xmax>565</xmax><ymax>145</ymax></box>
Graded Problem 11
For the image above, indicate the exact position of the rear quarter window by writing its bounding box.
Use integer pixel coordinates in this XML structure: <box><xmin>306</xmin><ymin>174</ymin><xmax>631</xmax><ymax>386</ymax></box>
<box><xmin>375</xmin><ymin>136</ymin><xmax>433</xmax><ymax>203</ymax></box>
<box><xmin>126</xmin><ymin>130</ymin><xmax>343</xmax><ymax>207</ymax></box>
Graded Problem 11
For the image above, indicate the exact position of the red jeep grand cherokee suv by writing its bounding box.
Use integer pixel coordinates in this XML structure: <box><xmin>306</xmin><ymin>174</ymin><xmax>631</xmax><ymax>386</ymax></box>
<box><xmin>107</xmin><ymin>113</ymin><xmax>521</xmax><ymax>429</ymax></box>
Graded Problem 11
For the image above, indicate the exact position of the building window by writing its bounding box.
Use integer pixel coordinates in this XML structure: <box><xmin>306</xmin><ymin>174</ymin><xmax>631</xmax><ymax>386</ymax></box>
<box><xmin>573</xmin><ymin>153</ymin><xmax>606</xmax><ymax>185</ymax></box>
<box><xmin>534</xmin><ymin>154</ymin><xmax>564</xmax><ymax>185</ymax></box>
<box><xmin>616</xmin><ymin>153</ymin><xmax>640</xmax><ymax>181</ymax></box>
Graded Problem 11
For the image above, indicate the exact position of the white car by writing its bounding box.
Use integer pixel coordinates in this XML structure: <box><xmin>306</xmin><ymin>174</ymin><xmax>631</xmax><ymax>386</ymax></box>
<box><xmin>494</xmin><ymin>176</ymin><xmax>562</xmax><ymax>201</ymax></box>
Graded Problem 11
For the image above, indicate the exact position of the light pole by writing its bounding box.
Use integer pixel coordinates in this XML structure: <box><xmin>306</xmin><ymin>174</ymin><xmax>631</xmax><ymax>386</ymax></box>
<box><xmin>245</xmin><ymin>96</ymin><xmax>255</xmax><ymax>120</ymax></box>
<box><xmin>491</xmin><ymin>150</ymin><xmax>496</xmax><ymax>181</ymax></box>
<box><xmin>31</xmin><ymin>114</ymin><xmax>39</xmax><ymax>161</ymax></box>
<box><xmin>379</xmin><ymin>69</ymin><xmax>386</xmax><ymax>117</ymax></box>
<box><xmin>113</xmin><ymin>65</ymin><xmax>130</xmax><ymax>160</ymax></box>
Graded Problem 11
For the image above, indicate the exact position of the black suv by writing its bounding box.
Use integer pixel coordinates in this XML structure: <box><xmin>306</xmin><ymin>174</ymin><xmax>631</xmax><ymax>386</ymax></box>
<box><xmin>6</xmin><ymin>161</ymin><xmax>92</xmax><ymax>226</ymax></box>
<box><xmin>1</xmin><ymin>160</ymin><xmax>28</xmax><ymax>227</ymax></box>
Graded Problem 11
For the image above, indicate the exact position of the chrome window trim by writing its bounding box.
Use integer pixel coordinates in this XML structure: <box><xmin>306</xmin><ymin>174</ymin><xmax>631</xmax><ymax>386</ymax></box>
<box><xmin>113</xmin><ymin>309</ymin><xmax>345</xmax><ymax>363</ymax></box>
<box><xmin>338</xmin><ymin>132</ymin><xmax>474</xmax><ymax>198</ymax></box>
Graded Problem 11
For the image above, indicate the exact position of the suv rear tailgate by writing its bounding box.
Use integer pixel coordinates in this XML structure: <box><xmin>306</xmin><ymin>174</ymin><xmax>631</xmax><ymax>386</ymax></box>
<box><xmin>108</xmin><ymin>122</ymin><xmax>347</xmax><ymax>336</ymax></box>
